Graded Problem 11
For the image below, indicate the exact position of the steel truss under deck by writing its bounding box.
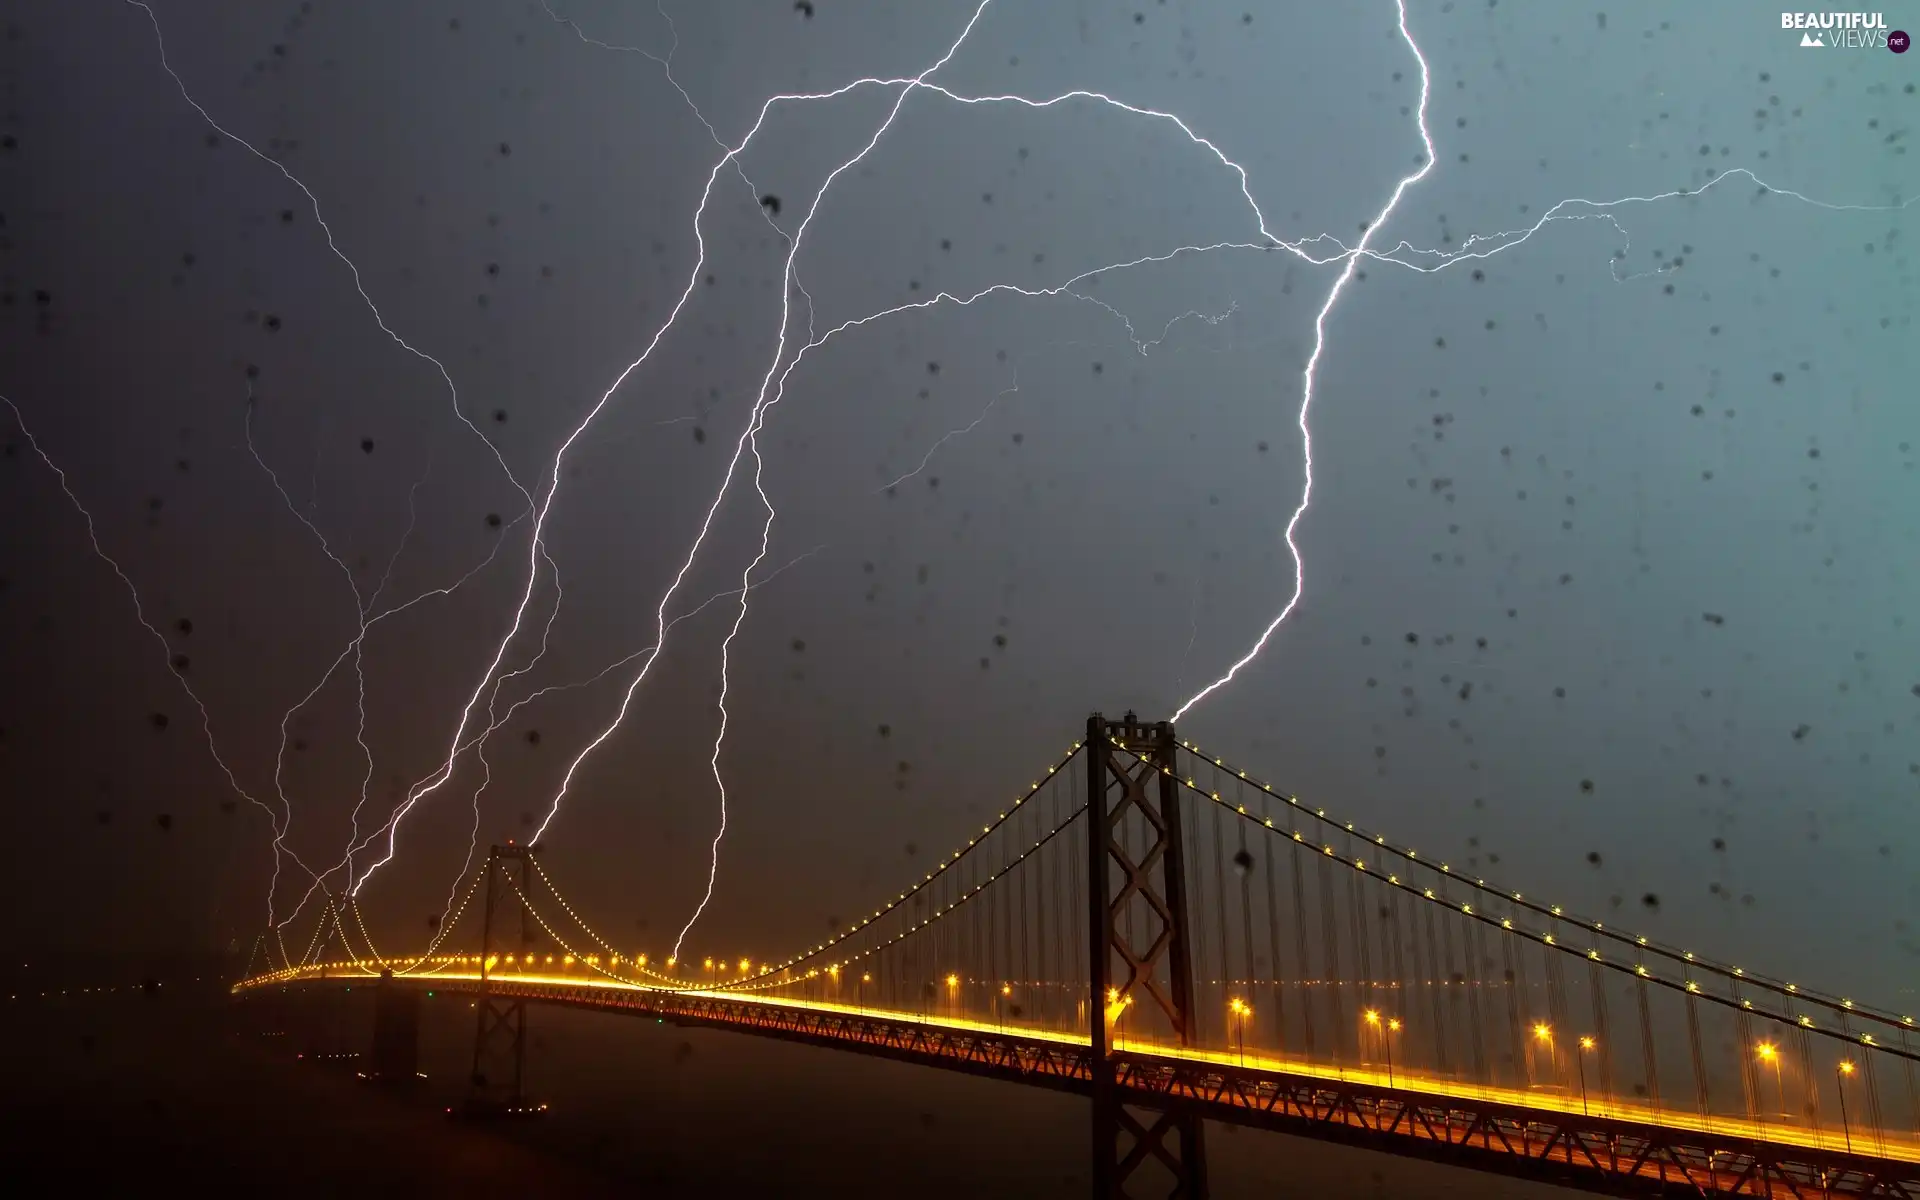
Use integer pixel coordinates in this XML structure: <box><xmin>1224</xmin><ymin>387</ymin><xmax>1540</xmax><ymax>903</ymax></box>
<box><xmin>272</xmin><ymin>972</ymin><xmax>1917</xmax><ymax>1199</ymax></box>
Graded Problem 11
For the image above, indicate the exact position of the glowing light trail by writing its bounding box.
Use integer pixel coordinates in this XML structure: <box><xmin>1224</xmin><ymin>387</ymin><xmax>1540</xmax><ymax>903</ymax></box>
<box><xmin>236</xmin><ymin>963</ymin><xmax>1920</xmax><ymax>1168</ymax></box>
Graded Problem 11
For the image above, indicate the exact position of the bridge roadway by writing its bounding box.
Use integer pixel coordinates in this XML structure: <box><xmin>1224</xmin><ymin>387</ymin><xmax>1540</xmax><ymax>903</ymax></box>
<box><xmin>242</xmin><ymin>961</ymin><xmax>1919</xmax><ymax>1198</ymax></box>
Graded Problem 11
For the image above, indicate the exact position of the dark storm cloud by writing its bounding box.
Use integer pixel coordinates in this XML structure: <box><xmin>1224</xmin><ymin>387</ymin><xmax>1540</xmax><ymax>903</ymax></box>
<box><xmin>0</xmin><ymin>0</ymin><xmax>1913</xmax><ymax>1021</ymax></box>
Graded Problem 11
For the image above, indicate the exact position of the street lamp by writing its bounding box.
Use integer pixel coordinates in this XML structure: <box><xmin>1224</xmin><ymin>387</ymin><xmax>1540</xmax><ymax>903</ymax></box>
<box><xmin>1363</xmin><ymin>1009</ymin><xmax>1396</xmax><ymax>1087</ymax></box>
<box><xmin>1229</xmin><ymin>998</ymin><xmax>1251</xmax><ymax>1067</ymax></box>
<box><xmin>1104</xmin><ymin>986</ymin><xmax>1129</xmax><ymax>1044</ymax></box>
<box><xmin>1532</xmin><ymin>1022</ymin><xmax>1555</xmax><ymax>1086</ymax></box>
<box><xmin>1577</xmin><ymin>1036</ymin><xmax>1597</xmax><ymax>1116</ymax></box>
<box><xmin>1757</xmin><ymin>1042</ymin><xmax>1784</xmax><ymax>1117</ymax></box>
<box><xmin>1836</xmin><ymin>1061</ymin><xmax>1855</xmax><ymax>1153</ymax></box>
<box><xmin>1385</xmin><ymin>1018</ymin><xmax>1401</xmax><ymax>1088</ymax></box>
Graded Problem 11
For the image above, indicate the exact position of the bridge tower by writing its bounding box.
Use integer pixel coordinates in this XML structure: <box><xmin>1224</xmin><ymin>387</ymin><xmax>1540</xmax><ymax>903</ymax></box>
<box><xmin>464</xmin><ymin>841</ymin><xmax>541</xmax><ymax>1116</ymax></box>
<box><xmin>1086</xmin><ymin>711</ymin><xmax>1209</xmax><ymax>1199</ymax></box>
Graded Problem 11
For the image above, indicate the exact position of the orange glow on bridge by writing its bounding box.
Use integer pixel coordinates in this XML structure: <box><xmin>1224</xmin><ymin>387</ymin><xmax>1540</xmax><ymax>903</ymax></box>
<box><xmin>238</xmin><ymin>959</ymin><xmax>1920</xmax><ymax>1169</ymax></box>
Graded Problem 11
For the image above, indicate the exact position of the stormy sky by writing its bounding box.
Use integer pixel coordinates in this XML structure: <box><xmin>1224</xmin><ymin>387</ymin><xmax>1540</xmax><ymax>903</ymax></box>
<box><xmin>0</xmin><ymin>0</ymin><xmax>1914</xmax><ymax>1020</ymax></box>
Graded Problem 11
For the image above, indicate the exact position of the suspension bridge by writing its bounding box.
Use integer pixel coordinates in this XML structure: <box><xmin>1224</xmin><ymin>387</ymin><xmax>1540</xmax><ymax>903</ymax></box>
<box><xmin>236</xmin><ymin>712</ymin><xmax>1919</xmax><ymax>1198</ymax></box>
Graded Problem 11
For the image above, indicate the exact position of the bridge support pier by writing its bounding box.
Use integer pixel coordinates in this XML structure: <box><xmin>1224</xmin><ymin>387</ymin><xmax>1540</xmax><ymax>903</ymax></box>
<box><xmin>1087</xmin><ymin>711</ymin><xmax>1209</xmax><ymax>1199</ymax></box>
<box><xmin>460</xmin><ymin>842</ymin><xmax>543</xmax><ymax>1118</ymax></box>
<box><xmin>365</xmin><ymin>969</ymin><xmax>421</xmax><ymax>1083</ymax></box>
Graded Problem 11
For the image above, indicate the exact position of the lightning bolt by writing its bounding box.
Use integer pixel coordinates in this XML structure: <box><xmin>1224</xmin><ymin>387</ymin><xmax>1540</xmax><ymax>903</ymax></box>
<box><xmin>121</xmin><ymin>1</ymin><xmax>530</xmax><ymax>506</ymax></box>
<box><xmin>522</xmin><ymin>2</ymin><xmax>1005</xmax><ymax>960</ymax></box>
<box><xmin>244</xmin><ymin>389</ymin><xmax>542</xmax><ymax>924</ymax></box>
<box><xmin>876</xmin><ymin>370</ymin><xmax>1022</xmax><ymax>495</ymax></box>
<box><xmin>1170</xmin><ymin>0</ymin><xmax>1436</xmax><ymax>723</ymax></box>
<box><xmin>243</xmin><ymin>389</ymin><xmax>369</xmax><ymax>922</ymax></box>
<box><xmin>2</xmin><ymin>394</ymin><xmax>319</xmax><ymax>928</ymax></box>
<box><xmin>570</xmin><ymin>0</ymin><xmax>1914</xmax><ymax>952</ymax></box>
<box><xmin>269</xmin><ymin>547</ymin><xmax>823</xmax><ymax>961</ymax></box>
<box><xmin>345</xmin><ymin>0</ymin><xmax>869</xmax><ymax>898</ymax></box>
<box><xmin>120</xmin><ymin>0</ymin><xmax>567</xmax><ymax>929</ymax></box>
<box><xmin>420</xmin><ymin>544</ymin><xmax>823</xmax><ymax>948</ymax></box>
<box><xmin>80</xmin><ymin>0</ymin><xmax>1914</xmax><ymax>959</ymax></box>
<box><xmin>515</xmin><ymin>0</ymin><xmax>1425</xmax><ymax>958</ymax></box>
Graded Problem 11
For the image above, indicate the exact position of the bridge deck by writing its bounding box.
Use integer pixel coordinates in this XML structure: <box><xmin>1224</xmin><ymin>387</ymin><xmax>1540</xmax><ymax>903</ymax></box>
<box><xmin>240</xmin><ymin>964</ymin><xmax>1920</xmax><ymax>1198</ymax></box>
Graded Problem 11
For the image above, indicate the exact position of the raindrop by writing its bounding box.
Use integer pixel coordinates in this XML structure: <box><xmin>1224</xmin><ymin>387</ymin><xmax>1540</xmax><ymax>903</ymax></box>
<box><xmin>149</xmin><ymin>712</ymin><xmax>169</xmax><ymax>732</ymax></box>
